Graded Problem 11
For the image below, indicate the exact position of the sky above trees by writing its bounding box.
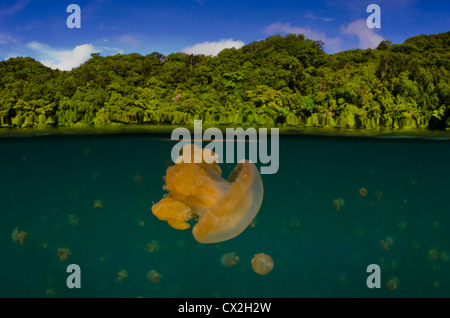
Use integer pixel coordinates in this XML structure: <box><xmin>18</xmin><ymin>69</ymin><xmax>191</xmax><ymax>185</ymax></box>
<box><xmin>0</xmin><ymin>0</ymin><xmax>448</xmax><ymax>70</ymax></box>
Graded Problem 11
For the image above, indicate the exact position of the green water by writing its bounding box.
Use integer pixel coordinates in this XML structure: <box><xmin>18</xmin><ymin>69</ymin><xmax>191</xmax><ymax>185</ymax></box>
<box><xmin>1</xmin><ymin>132</ymin><xmax>449</xmax><ymax>298</ymax></box>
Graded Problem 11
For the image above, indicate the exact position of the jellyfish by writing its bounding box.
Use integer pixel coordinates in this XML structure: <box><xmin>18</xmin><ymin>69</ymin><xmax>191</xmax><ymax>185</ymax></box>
<box><xmin>116</xmin><ymin>269</ymin><xmax>128</xmax><ymax>282</ymax></box>
<box><xmin>151</xmin><ymin>144</ymin><xmax>264</xmax><ymax>244</ymax></box>
<box><xmin>57</xmin><ymin>247</ymin><xmax>72</xmax><ymax>261</ymax></box>
<box><xmin>146</xmin><ymin>240</ymin><xmax>161</xmax><ymax>253</ymax></box>
<box><xmin>380</xmin><ymin>236</ymin><xmax>394</xmax><ymax>250</ymax></box>
<box><xmin>221</xmin><ymin>252</ymin><xmax>240</xmax><ymax>268</ymax></box>
<box><xmin>359</xmin><ymin>188</ymin><xmax>367</xmax><ymax>197</ymax></box>
<box><xmin>147</xmin><ymin>270</ymin><xmax>162</xmax><ymax>284</ymax></box>
<box><xmin>134</xmin><ymin>174</ymin><xmax>144</xmax><ymax>184</ymax></box>
<box><xmin>45</xmin><ymin>288</ymin><xmax>56</xmax><ymax>298</ymax></box>
<box><xmin>251</xmin><ymin>253</ymin><xmax>274</xmax><ymax>275</ymax></box>
<box><xmin>332</xmin><ymin>198</ymin><xmax>345</xmax><ymax>211</ymax></box>
<box><xmin>427</xmin><ymin>248</ymin><xmax>439</xmax><ymax>261</ymax></box>
<box><xmin>386</xmin><ymin>277</ymin><xmax>399</xmax><ymax>291</ymax></box>
<box><xmin>93</xmin><ymin>200</ymin><xmax>103</xmax><ymax>209</ymax></box>
<box><xmin>11</xmin><ymin>227</ymin><xmax>27</xmax><ymax>246</ymax></box>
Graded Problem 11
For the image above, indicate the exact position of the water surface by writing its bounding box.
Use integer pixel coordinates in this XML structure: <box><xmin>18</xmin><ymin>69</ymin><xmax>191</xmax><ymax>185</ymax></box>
<box><xmin>1</xmin><ymin>132</ymin><xmax>449</xmax><ymax>297</ymax></box>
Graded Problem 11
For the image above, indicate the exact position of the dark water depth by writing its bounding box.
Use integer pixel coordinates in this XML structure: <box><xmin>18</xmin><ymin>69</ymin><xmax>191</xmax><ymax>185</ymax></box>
<box><xmin>1</xmin><ymin>134</ymin><xmax>449</xmax><ymax>297</ymax></box>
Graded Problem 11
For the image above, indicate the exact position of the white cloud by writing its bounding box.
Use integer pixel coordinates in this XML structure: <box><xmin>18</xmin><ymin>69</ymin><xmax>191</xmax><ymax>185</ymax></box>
<box><xmin>341</xmin><ymin>19</ymin><xmax>384</xmax><ymax>49</ymax></box>
<box><xmin>27</xmin><ymin>41</ymin><xmax>96</xmax><ymax>71</ymax></box>
<box><xmin>303</xmin><ymin>11</ymin><xmax>333</xmax><ymax>22</ymax></box>
<box><xmin>182</xmin><ymin>39</ymin><xmax>245</xmax><ymax>56</ymax></box>
<box><xmin>263</xmin><ymin>22</ymin><xmax>341</xmax><ymax>53</ymax></box>
<box><xmin>0</xmin><ymin>32</ymin><xmax>16</xmax><ymax>45</ymax></box>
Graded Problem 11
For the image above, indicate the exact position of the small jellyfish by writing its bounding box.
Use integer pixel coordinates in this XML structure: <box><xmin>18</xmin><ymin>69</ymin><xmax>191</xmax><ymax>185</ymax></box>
<box><xmin>380</xmin><ymin>236</ymin><xmax>394</xmax><ymax>250</ymax></box>
<box><xmin>93</xmin><ymin>200</ymin><xmax>103</xmax><ymax>209</ymax></box>
<box><xmin>134</xmin><ymin>174</ymin><xmax>144</xmax><ymax>184</ymax></box>
<box><xmin>151</xmin><ymin>144</ymin><xmax>264</xmax><ymax>244</ymax></box>
<box><xmin>67</xmin><ymin>214</ymin><xmax>79</xmax><ymax>226</ymax></box>
<box><xmin>11</xmin><ymin>227</ymin><xmax>27</xmax><ymax>246</ymax></box>
<box><xmin>146</xmin><ymin>240</ymin><xmax>161</xmax><ymax>253</ymax></box>
<box><xmin>147</xmin><ymin>270</ymin><xmax>162</xmax><ymax>284</ymax></box>
<box><xmin>386</xmin><ymin>277</ymin><xmax>400</xmax><ymax>291</ymax></box>
<box><xmin>332</xmin><ymin>198</ymin><xmax>345</xmax><ymax>211</ymax></box>
<box><xmin>251</xmin><ymin>253</ymin><xmax>274</xmax><ymax>275</ymax></box>
<box><xmin>427</xmin><ymin>248</ymin><xmax>439</xmax><ymax>261</ymax></box>
<box><xmin>248</xmin><ymin>217</ymin><xmax>258</xmax><ymax>229</ymax></box>
<box><xmin>45</xmin><ymin>288</ymin><xmax>56</xmax><ymax>298</ymax></box>
<box><xmin>221</xmin><ymin>252</ymin><xmax>240</xmax><ymax>268</ymax></box>
<box><xmin>57</xmin><ymin>247</ymin><xmax>72</xmax><ymax>261</ymax></box>
<box><xmin>359</xmin><ymin>188</ymin><xmax>367</xmax><ymax>197</ymax></box>
<box><xmin>116</xmin><ymin>269</ymin><xmax>128</xmax><ymax>282</ymax></box>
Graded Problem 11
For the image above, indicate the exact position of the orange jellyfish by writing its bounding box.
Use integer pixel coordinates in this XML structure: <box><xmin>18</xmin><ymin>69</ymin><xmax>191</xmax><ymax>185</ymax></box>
<box><xmin>386</xmin><ymin>277</ymin><xmax>400</xmax><ymax>291</ymax></box>
<box><xmin>57</xmin><ymin>247</ymin><xmax>72</xmax><ymax>261</ymax></box>
<box><xmin>359</xmin><ymin>188</ymin><xmax>367</xmax><ymax>197</ymax></box>
<box><xmin>11</xmin><ymin>227</ymin><xmax>27</xmax><ymax>246</ymax></box>
<box><xmin>93</xmin><ymin>200</ymin><xmax>103</xmax><ymax>209</ymax></box>
<box><xmin>332</xmin><ymin>198</ymin><xmax>345</xmax><ymax>211</ymax></box>
<box><xmin>251</xmin><ymin>253</ymin><xmax>274</xmax><ymax>275</ymax></box>
<box><xmin>151</xmin><ymin>144</ymin><xmax>264</xmax><ymax>244</ymax></box>
<box><xmin>147</xmin><ymin>270</ymin><xmax>162</xmax><ymax>284</ymax></box>
<box><xmin>116</xmin><ymin>269</ymin><xmax>128</xmax><ymax>282</ymax></box>
<box><xmin>221</xmin><ymin>252</ymin><xmax>240</xmax><ymax>268</ymax></box>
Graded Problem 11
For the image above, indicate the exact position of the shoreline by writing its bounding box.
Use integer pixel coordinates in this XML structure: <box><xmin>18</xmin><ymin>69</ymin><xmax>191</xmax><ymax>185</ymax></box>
<box><xmin>1</xmin><ymin>124</ymin><xmax>449</xmax><ymax>139</ymax></box>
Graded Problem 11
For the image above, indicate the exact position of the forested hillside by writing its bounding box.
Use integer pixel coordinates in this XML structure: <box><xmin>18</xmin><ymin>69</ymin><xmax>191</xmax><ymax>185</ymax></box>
<box><xmin>0</xmin><ymin>32</ymin><xmax>449</xmax><ymax>129</ymax></box>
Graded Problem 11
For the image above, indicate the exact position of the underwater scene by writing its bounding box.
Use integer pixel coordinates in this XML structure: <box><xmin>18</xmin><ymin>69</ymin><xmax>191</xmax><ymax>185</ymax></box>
<box><xmin>1</xmin><ymin>132</ymin><xmax>449</xmax><ymax>298</ymax></box>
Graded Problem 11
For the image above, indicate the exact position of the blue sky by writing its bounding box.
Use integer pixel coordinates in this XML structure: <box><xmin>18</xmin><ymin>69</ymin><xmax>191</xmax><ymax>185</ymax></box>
<box><xmin>0</xmin><ymin>0</ymin><xmax>448</xmax><ymax>70</ymax></box>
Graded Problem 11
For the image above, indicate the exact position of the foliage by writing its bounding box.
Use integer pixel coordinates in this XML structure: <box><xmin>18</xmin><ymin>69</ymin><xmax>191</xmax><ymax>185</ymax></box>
<box><xmin>0</xmin><ymin>32</ymin><xmax>449</xmax><ymax>129</ymax></box>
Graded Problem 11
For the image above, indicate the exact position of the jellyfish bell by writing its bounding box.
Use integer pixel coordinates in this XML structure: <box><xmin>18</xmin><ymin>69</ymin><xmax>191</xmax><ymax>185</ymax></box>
<box><xmin>11</xmin><ymin>227</ymin><xmax>27</xmax><ymax>246</ymax></box>
<box><xmin>221</xmin><ymin>252</ymin><xmax>240</xmax><ymax>268</ymax></box>
<box><xmin>116</xmin><ymin>269</ymin><xmax>128</xmax><ymax>282</ymax></box>
<box><xmin>147</xmin><ymin>270</ymin><xmax>162</xmax><ymax>284</ymax></box>
<box><xmin>251</xmin><ymin>253</ymin><xmax>274</xmax><ymax>275</ymax></box>
<box><xmin>359</xmin><ymin>188</ymin><xmax>368</xmax><ymax>197</ymax></box>
<box><xmin>332</xmin><ymin>198</ymin><xmax>345</xmax><ymax>211</ymax></box>
<box><xmin>57</xmin><ymin>247</ymin><xmax>72</xmax><ymax>261</ymax></box>
<box><xmin>152</xmin><ymin>144</ymin><xmax>264</xmax><ymax>244</ymax></box>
